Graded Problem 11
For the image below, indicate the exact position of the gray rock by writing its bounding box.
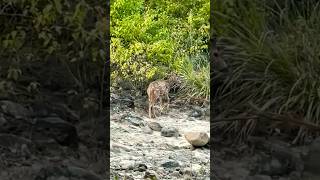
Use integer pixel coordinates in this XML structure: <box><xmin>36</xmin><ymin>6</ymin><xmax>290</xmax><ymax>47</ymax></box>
<box><xmin>35</xmin><ymin>165</ymin><xmax>104</xmax><ymax>180</ymax></box>
<box><xmin>134</xmin><ymin>98</ymin><xmax>148</xmax><ymax>109</ymax></box>
<box><xmin>34</xmin><ymin>117</ymin><xmax>78</xmax><ymax>147</ymax></box>
<box><xmin>161</xmin><ymin>160</ymin><xmax>180</xmax><ymax>168</ymax></box>
<box><xmin>122</xmin><ymin>114</ymin><xmax>144</xmax><ymax>127</ymax></box>
<box><xmin>0</xmin><ymin>133</ymin><xmax>33</xmax><ymax>157</ymax></box>
<box><xmin>161</xmin><ymin>127</ymin><xmax>179</xmax><ymax>137</ymax></box>
<box><xmin>144</xmin><ymin>170</ymin><xmax>159</xmax><ymax>179</ymax></box>
<box><xmin>304</xmin><ymin>137</ymin><xmax>320</xmax><ymax>175</ymax></box>
<box><xmin>171</xmin><ymin>171</ymin><xmax>181</xmax><ymax>177</ymax></box>
<box><xmin>50</xmin><ymin>103</ymin><xmax>80</xmax><ymax>123</ymax></box>
<box><xmin>119</xmin><ymin>160</ymin><xmax>135</xmax><ymax>170</ymax></box>
<box><xmin>134</xmin><ymin>163</ymin><xmax>147</xmax><ymax>172</ymax></box>
<box><xmin>247</xmin><ymin>139</ymin><xmax>304</xmax><ymax>177</ymax></box>
<box><xmin>190</xmin><ymin>109</ymin><xmax>202</xmax><ymax>118</ymax></box>
<box><xmin>183</xmin><ymin>174</ymin><xmax>193</xmax><ymax>180</ymax></box>
<box><xmin>0</xmin><ymin>100</ymin><xmax>31</xmax><ymax>119</ymax></box>
<box><xmin>181</xmin><ymin>168</ymin><xmax>193</xmax><ymax>176</ymax></box>
<box><xmin>110</xmin><ymin>93</ymin><xmax>119</xmax><ymax>104</ymax></box>
<box><xmin>147</xmin><ymin>121</ymin><xmax>162</xmax><ymax>131</ymax></box>
<box><xmin>121</xmin><ymin>98</ymin><xmax>134</xmax><ymax>108</ymax></box>
<box><xmin>142</xmin><ymin>126</ymin><xmax>153</xmax><ymax>134</ymax></box>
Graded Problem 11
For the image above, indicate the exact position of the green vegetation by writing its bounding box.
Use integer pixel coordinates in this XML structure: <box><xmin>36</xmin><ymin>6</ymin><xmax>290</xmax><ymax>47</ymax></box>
<box><xmin>0</xmin><ymin>0</ymin><xmax>106</xmax><ymax>99</ymax></box>
<box><xmin>111</xmin><ymin>0</ymin><xmax>210</xmax><ymax>102</ymax></box>
<box><xmin>214</xmin><ymin>0</ymin><xmax>320</xmax><ymax>143</ymax></box>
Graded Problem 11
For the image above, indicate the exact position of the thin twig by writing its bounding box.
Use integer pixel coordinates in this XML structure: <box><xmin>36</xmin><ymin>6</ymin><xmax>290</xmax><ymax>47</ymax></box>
<box><xmin>248</xmin><ymin>101</ymin><xmax>320</xmax><ymax>131</ymax></box>
<box><xmin>212</xmin><ymin>116</ymin><xmax>256</xmax><ymax>123</ymax></box>
<box><xmin>212</xmin><ymin>101</ymin><xmax>320</xmax><ymax>131</ymax></box>
<box><xmin>0</xmin><ymin>13</ymin><xmax>31</xmax><ymax>18</ymax></box>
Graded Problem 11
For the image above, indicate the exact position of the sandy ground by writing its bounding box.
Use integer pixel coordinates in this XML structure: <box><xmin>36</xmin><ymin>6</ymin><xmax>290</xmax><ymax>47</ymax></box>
<box><xmin>110</xmin><ymin>101</ymin><xmax>210</xmax><ymax>180</ymax></box>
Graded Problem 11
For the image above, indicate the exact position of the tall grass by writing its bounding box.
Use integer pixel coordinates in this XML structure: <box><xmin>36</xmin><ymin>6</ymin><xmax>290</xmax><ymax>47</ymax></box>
<box><xmin>176</xmin><ymin>54</ymin><xmax>210</xmax><ymax>104</ymax></box>
<box><xmin>213</xmin><ymin>0</ymin><xmax>320</xmax><ymax>143</ymax></box>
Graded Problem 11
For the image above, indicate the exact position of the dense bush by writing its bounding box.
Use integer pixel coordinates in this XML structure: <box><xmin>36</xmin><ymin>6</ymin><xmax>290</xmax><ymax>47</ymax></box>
<box><xmin>213</xmin><ymin>0</ymin><xmax>320</xmax><ymax>143</ymax></box>
<box><xmin>111</xmin><ymin>0</ymin><xmax>210</xmax><ymax>101</ymax></box>
<box><xmin>0</xmin><ymin>0</ymin><xmax>106</xmax><ymax>96</ymax></box>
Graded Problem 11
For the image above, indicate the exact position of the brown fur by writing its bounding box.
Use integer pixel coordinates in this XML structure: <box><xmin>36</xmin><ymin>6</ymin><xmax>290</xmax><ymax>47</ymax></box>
<box><xmin>147</xmin><ymin>73</ymin><xmax>181</xmax><ymax>118</ymax></box>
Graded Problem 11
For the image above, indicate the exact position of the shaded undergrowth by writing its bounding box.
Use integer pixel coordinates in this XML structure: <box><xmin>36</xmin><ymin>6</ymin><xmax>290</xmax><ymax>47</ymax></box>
<box><xmin>212</xmin><ymin>0</ymin><xmax>320</xmax><ymax>144</ymax></box>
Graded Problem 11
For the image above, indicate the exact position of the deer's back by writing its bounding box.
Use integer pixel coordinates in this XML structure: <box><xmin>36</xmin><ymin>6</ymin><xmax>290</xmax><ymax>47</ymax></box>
<box><xmin>147</xmin><ymin>80</ymin><xmax>170</xmax><ymax>98</ymax></box>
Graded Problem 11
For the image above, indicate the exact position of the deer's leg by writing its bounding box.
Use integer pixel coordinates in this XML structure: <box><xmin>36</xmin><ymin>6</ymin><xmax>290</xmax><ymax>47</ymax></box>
<box><xmin>159</xmin><ymin>97</ymin><xmax>164</xmax><ymax>114</ymax></box>
<box><xmin>152</xmin><ymin>91</ymin><xmax>160</xmax><ymax>118</ymax></box>
<box><xmin>166</xmin><ymin>94</ymin><xmax>170</xmax><ymax>110</ymax></box>
<box><xmin>152</xmin><ymin>105</ymin><xmax>157</xmax><ymax>118</ymax></box>
<box><xmin>149</xmin><ymin>102</ymin><xmax>152</xmax><ymax>118</ymax></box>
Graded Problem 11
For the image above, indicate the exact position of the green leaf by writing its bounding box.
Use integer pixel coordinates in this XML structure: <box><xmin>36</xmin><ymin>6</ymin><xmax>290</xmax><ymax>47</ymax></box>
<box><xmin>70</xmin><ymin>58</ymin><xmax>77</xmax><ymax>62</ymax></box>
<box><xmin>79</xmin><ymin>51</ymin><xmax>84</xmax><ymax>58</ymax></box>
<box><xmin>72</xmin><ymin>32</ymin><xmax>79</xmax><ymax>40</ymax></box>
<box><xmin>54</xmin><ymin>0</ymin><xmax>62</xmax><ymax>14</ymax></box>
<box><xmin>47</xmin><ymin>46</ymin><xmax>55</xmax><ymax>54</ymax></box>
<box><xmin>11</xmin><ymin>31</ymin><xmax>17</xmax><ymax>38</ymax></box>
<box><xmin>43</xmin><ymin>4</ymin><xmax>53</xmax><ymax>14</ymax></box>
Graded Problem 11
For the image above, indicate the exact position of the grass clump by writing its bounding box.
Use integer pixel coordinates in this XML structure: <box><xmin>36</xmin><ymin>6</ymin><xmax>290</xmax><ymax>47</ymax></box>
<box><xmin>213</xmin><ymin>0</ymin><xmax>320</xmax><ymax>143</ymax></box>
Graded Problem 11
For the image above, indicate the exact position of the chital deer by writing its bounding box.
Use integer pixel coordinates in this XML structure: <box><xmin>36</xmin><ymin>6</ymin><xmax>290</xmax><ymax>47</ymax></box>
<box><xmin>147</xmin><ymin>73</ymin><xmax>181</xmax><ymax>118</ymax></box>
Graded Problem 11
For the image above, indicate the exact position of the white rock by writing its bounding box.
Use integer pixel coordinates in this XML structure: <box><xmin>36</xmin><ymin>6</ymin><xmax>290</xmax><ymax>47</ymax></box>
<box><xmin>184</xmin><ymin>132</ymin><xmax>209</xmax><ymax>147</ymax></box>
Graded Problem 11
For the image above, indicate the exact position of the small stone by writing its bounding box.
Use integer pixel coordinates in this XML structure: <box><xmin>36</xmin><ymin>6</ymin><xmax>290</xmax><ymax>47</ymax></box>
<box><xmin>187</xmin><ymin>117</ymin><xmax>197</xmax><ymax>121</ymax></box>
<box><xmin>161</xmin><ymin>127</ymin><xmax>179</xmax><ymax>137</ymax></box>
<box><xmin>171</xmin><ymin>171</ymin><xmax>181</xmax><ymax>177</ymax></box>
<box><xmin>144</xmin><ymin>170</ymin><xmax>159</xmax><ymax>179</ymax></box>
<box><xmin>184</xmin><ymin>132</ymin><xmax>209</xmax><ymax>147</ymax></box>
<box><xmin>161</xmin><ymin>160</ymin><xmax>180</xmax><ymax>168</ymax></box>
<box><xmin>191</xmin><ymin>164</ymin><xmax>204</xmax><ymax>173</ymax></box>
<box><xmin>134</xmin><ymin>163</ymin><xmax>147</xmax><ymax>172</ymax></box>
<box><xmin>122</xmin><ymin>114</ymin><xmax>144</xmax><ymax>127</ymax></box>
<box><xmin>142</xmin><ymin>126</ymin><xmax>153</xmax><ymax>134</ymax></box>
<box><xmin>181</xmin><ymin>168</ymin><xmax>193</xmax><ymax>176</ymax></box>
<box><xmin>147</xmin><ymin>121</ymin><xmax>162</xmax><ymax>131</ymax></box>
<box><xmin>190</xmin><ymin>109</ymin><xmax>202</xmax><ymax>118</ymax></box>
<box><xmin>119</xmin><ymin>160</ymin><xmax>135</xmax><ymax>170</ymax></box>
<box><xmin>34</xmin><ymin>117</ymin><xmax>78</xmax><ymax>147</ymax></box>
<box><xmin>0</xmin><ymin>100</ymin><xmax>31</xmax><ymax>119</ymax></box>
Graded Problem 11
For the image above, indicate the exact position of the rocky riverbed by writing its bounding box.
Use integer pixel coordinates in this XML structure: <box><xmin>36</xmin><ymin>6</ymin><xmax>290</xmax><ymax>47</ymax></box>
<box><xmin>213</xmin><ymin>126</ymin><xmax>320</xmax><ymax>180</ymax></box>
<box><xmin>110</xmin><ymin>94</ymin><xmax>211</xmax><ymax>179</ymax></box>
<box><xmin>0</xmin><ymin>96</ymin><xmax>106</xmax><ymax>180</ymax></box>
